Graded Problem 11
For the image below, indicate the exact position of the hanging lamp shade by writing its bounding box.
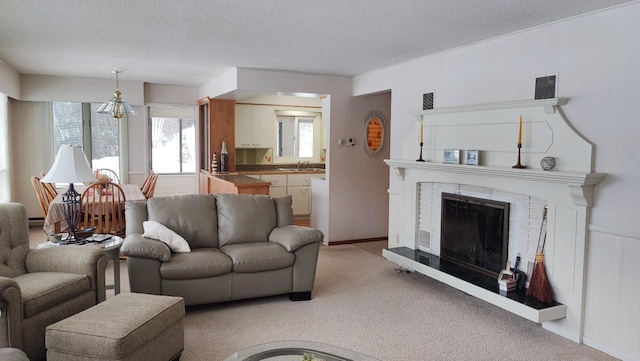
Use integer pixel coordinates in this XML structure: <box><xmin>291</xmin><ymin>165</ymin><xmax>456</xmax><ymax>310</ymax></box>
<box><xmin>97</xmin><ymin>70</ymin><xmax>137</xmax><ymax>119</ymax></box>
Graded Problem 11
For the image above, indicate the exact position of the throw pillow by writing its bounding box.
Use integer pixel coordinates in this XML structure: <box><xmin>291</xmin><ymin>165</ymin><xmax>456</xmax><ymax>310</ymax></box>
<box><xmin>143</xmin><ymin>221</ymin><xmax>191</xmax><ymax>253</ymax></box>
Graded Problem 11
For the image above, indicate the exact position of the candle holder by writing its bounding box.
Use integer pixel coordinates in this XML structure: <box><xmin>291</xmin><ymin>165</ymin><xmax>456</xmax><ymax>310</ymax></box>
<box><xmin>512</xmin><ymin>143</ymin><xmax>525</xmax><ymax>169</ymax></box>
<box><xmin>417</xmin><ymin>142</ymin><xmax>425</xmax><ymax>162</ymax></box>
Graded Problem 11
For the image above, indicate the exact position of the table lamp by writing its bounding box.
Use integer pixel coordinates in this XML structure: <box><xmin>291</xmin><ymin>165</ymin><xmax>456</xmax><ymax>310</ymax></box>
<box><xmin>41</xmin><ymin>145</ymin><xmax>97</xmax><ymax>242</ymax></box>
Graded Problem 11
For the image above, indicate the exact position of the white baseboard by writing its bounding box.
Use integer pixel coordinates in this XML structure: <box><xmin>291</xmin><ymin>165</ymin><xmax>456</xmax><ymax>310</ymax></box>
<box><xmin>583</xmin><ymin>337</ymin><xmax>639</xmax><ymax>361</ymax></box>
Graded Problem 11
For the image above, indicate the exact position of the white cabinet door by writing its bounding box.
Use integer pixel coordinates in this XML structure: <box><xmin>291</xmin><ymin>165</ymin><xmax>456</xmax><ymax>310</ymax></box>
<box><xmin>269</xmin><ymin>186</ymin><xmax>287</xmax><ymax>198</ymax></box>
<box><xmin>287</xmin><ymin>173</ymin><xmax>324</xmax><ymax>186</ymax></box>
<box><xmin>288</xmin><ymin>186</ymin><xmax>310</xmax><ymax>215</ymax></box>
<box><xmin>261</xmin><ymin>174</ymin><xmax>286</xmax><ymax>187</ymax></box>
<box><xmin>287</xmin><ymin>173</ymin><xmax>324</xmax><ymax>214</ymax></box>
<box><xmin>235</xmin><ymin>104</ymin><xmax>252</xmax><ymax>147</ymax></box>
<box><xmin>250</xmin><ymin>106</ymin><xmax>275</xmax><ymax>148</ymax></box>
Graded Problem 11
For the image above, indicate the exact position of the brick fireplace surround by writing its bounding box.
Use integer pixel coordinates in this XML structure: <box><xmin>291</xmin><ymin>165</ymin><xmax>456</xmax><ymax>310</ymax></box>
<box><xmin>382</xmin><ymin>98</ymin><xmax>606</xmax><ymax>343</ymax></box>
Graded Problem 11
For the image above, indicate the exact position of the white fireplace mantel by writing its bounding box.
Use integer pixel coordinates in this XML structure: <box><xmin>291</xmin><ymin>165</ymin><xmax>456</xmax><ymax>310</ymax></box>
<box><xmin>385</xmin><ymin>159</ymin><xmax>606</xmax><ymax>207</ymax></box>
<box><xmin>384</xmin><ymin>97</ymin><xmax>606</xmax><ymax>343</ymax></box>
<box><xmin>412</xmin><ymin>97</ymin><xmax>569</xmax><ymax>117</ymax></box>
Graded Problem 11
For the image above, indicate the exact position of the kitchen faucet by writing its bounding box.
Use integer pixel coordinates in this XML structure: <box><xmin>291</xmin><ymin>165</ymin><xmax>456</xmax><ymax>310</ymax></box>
<box><xmin>297</xmin><ymin>161</ymin><xmax>310</xmax><ymax>170</ymax></box>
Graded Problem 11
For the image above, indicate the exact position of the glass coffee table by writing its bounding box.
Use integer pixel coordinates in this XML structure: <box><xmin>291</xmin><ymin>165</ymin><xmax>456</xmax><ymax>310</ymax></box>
<box><xmin>38</xmin><ymin>235</ymin><xmax>124</xmax><ymax>294</ymax></box>
<box><xmin>224</xmin><ymin>341</ymin><xmax>379</xmax><ymax>361</ymax></box>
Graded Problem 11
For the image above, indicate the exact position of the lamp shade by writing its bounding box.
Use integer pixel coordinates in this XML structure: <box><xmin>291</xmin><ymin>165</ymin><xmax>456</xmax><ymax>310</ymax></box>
<box><xmin>96</xmin><ymin>70</ymin><xmax>136</xmax><ymax>119</ymax></box>
<box><xmin>41</xmin><ymin>145</ymin><xmax>97</xmax><ymax>184</ymax></box>
<box><xmin>96</xmin><ymin>90</ymin><xmax>136</xmax><ymax>119</ymax></box>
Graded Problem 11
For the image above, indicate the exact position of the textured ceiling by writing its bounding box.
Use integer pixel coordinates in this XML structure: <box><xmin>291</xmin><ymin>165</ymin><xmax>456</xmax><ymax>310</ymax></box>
<box><xmin>0</xmin><ymin>0</ymin><xmax>634</xmax><ymax>86</ymax></box>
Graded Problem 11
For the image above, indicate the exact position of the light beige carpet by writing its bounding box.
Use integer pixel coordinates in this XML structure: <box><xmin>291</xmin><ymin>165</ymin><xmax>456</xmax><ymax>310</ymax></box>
<box><xmin>28</xmin><ymin>231</ymin><xmax>616</xmax><ymax>361</ymax></box>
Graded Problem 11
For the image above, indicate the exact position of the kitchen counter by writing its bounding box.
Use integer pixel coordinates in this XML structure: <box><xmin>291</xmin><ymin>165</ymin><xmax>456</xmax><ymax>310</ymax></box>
<box><xmin>237</xmin><ymin>169</ymin><xmax>325</xmax><ymax>175</ymax></box>
<box><xmin>199</xmin><ymin>170</ymin><xmax>271</xmax><ymax>195</ymax></box>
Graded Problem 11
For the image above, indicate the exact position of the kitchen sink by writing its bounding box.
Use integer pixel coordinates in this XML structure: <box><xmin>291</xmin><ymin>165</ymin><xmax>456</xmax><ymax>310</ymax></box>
<box><xmin>277</xmin><ymin>167</ymin><xmax>324</xmax><ymax>172</ymax></box>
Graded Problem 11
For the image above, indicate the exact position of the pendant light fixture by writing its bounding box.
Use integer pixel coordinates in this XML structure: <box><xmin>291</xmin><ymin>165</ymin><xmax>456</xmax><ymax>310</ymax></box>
<box><xmin>97</xmin><ymin>70</ymin><xmax>136</xmax><ymax>119</ymax></box>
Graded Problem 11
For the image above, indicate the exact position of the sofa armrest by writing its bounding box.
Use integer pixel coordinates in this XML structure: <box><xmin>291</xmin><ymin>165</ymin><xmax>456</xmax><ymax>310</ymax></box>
<box><xmin>269</xmin><ymin>225</ymin><xmax>323</xmax><ymax>252</ymax></box>
<box><xmin>26</xmin><ymin>246</ymin><xmax>108</xmax><ymax>303</ymax></box>
<box><xmin>0</xmin><ymin>277</ymin><xmax>22</xmax><ymax>349</ymax></box>
<box><xmin>121</xmin><ymin>234</ymin><xmax>172</xmax><ymax>262</ymax></box>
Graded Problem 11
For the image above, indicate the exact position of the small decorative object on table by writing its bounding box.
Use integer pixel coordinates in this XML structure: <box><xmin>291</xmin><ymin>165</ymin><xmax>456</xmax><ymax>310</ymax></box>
<box><xmin>48</xmin><ymin>233</ymin><xmax>63</xmax><ymax>243</ymax></box>
<box><xmin>540</xmin><ymin>156</ymin><xmax>556</xmax><ymax>171</ymax></box>
<box><xmin>96</xmin><ymin>173</ymin><xmax>111</xmax><ymax>183</ymax></box>
<box><xmin>220</xmin><ymin>141</ymin><xmax>229</xmax><ymax>172</ymax></box>
<box><xmin>442</xmin><ymin>149</ymin><xmax>460</xmax><ymax>164</ymax></box>
<box><xmin>211</xmin><ymin>152</ymin><xmax>218</xmax><ymax>173</ymax></box>
<box><xmin>74</xmin><ymin>227</ymin><xmax>95</xmax><ymax>240</ymax></box>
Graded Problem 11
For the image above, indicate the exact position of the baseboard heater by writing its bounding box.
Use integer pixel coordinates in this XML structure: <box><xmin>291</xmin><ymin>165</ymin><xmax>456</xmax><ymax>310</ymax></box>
<box><xmin>28</xmin><ymin>217</ymin><xmax>45</xmax><ymax>228</ymax></box>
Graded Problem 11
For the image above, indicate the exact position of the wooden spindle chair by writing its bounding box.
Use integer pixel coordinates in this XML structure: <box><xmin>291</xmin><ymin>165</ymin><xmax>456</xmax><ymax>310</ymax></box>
<box><xmin>80</xmin><ymin>181</ymin><xmax>127</xmax><ymax>237</ymax></box>
<box><xmin>30</xmin><ymin>175</ymin><xmax>51</xmax><ymax>219</ymax></box>
<box><xmin>141</xmin><ymin>171</ymin><xmax>159</xmax><ymax>199</ymax></box>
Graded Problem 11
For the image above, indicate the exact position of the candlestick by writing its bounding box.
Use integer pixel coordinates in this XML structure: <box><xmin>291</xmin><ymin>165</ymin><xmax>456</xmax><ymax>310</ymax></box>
<box><xmin>512</xmin><ymin>143</ymin><xmax>525</xmax><ymax>169</ymax></box>
<box><xmin>518</xmin><ymin>116</ymin><xmax>522</xmax><ymax>144</ymax></box>
<box><xmin>416</xmin><ymin>142</ymin><xmax>425</xmax><ymax>162</ymax></box>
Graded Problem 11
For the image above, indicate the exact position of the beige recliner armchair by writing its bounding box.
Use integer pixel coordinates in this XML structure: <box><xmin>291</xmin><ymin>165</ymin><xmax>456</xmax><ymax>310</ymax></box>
<box><xmin>0</xmin><ymin>203</ymin><xmax>107</xmax><ymax>361</ymax></box>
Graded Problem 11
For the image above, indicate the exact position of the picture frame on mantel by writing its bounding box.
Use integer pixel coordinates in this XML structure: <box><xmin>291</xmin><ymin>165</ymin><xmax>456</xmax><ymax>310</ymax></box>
<box><xmin>465</xmin><ymin>150</ymin><xmax>479</xmax><ymax>165</ymax></box>
<box><xmin>442</xmin><ymin>149</ymin><xmax>460</xmax><ymax>164</ymax></box>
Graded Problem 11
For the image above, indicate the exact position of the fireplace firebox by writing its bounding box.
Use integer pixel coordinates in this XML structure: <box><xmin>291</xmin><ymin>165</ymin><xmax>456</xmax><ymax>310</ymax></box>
<box><xmin>440</xmin><ymin>193</ymin><xmax>510</xmax><ymax>277</ymax></box>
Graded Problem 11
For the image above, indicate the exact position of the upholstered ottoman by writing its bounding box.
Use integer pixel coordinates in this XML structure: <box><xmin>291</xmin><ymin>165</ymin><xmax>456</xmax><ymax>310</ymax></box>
<box><xmin>45</xmin><ymin>293</ymin><xmax>184</xmax><ymax>361</ymax></box>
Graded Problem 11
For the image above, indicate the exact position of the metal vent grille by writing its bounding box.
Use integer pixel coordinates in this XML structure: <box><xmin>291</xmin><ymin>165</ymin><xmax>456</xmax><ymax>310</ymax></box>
<box><xmin>535</xmin><ymin>75</ymin><xmax>556</xmax><ymax>99</ymax></box>
<box><xmin>418</xmin><ymin>230</ymin><xmax>431</xmax><ymax>251</ymax></box>
<box><xmin>423</xmin><ymin>92</ymin><xmax>434</xmax><ymax>110</ymax></box>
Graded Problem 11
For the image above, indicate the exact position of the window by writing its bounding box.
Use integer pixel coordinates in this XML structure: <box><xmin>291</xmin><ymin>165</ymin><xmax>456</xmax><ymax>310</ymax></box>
<box><xmin>149</xmin><ymin>107</ymin><xmax>196</xmax><ymax>174</ymax></box>
<box><xmin>52</xmin><ymin>102</ymin><xmax>121</xmax><ymax>179</ymax></box>
<box><xmin>276</xmin><ymin>116</ymin><xmax>315</xmax><ymax>159</ymax></box>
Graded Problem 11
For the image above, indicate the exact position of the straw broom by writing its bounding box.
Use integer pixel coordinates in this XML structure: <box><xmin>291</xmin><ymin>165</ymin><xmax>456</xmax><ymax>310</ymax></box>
<box><xmin>528</xmin><ymin>207</ymin><xmax>553</xmax><ymax>304</ymax></box>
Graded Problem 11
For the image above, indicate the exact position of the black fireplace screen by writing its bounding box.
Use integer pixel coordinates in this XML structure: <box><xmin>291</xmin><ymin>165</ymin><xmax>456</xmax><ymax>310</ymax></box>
<box><xmin>440</xmin><ymin>193</ymin><xmax>510</xmax><ymax>277</ymax></box>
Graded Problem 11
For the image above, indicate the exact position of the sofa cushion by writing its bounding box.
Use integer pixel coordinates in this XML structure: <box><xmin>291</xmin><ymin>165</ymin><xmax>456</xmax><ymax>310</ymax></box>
<box><xmin>216</xmin><ymin>194</ymin><xmax>277</xmax><ymax>246</ymax></box>
<box><xmin>273</xmin><ymin>195</ymin><xmax>294</xmax><ymax>227</ymax></box>
<box><xmin>160</xmin><ymin>248</ymin><xmax>232</xmax><ymax>280</ymax></box>
<box><xmin>125</xmin><ymin>200</ymin><xmax>148</xmax><ymax>236</ymax></box>
<box><xmin>220</xmin><ymin>242</ymin><xmax>295</xmax><ymax>273</ymax></box>
<box><xmin>12</xmin><ymin>272</ymin><xmax>90</xmax><ymax>318</ymax></box>
<box><xmin>147</xmin><ymin>194</ymin><xmax>218</xmax><ymax>248</ymax></box>
<box><xmin>143</xmin><ymin>221</ymin><xmax>191</xmax><ymax>253</ymax></box>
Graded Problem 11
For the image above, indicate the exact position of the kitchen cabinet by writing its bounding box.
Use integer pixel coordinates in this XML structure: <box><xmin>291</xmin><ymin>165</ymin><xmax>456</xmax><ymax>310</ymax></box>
<box><xmin>288</xmin><ymin>186</ymin><xmax>310</xmax><ymax>215</ymax></box>
<box><xmin>241</xmin><ymin>172</ymin><xmax>323</xmax><ymax>215</ymax></box>
<box><xmin>235</xmin><ymin>105</ymin><xmax>275</xmax><ymax>148</ymax></box>
<box><xmin>286</xmin><ymin>173</ymin><xmax>324</xmax><ymax>215</ymax></box>
<box><xmin>261</xmin><ymin>174</ymin><xmax>287</xmax><ymax>198</ymax></box>
<box><xmin>199</xmin><ymin>171</ymin><xmax>270</xmax><ymax>195</ymax></box>
<box><xmin>235</xmin><ymin>104</ymin><xmax>252</xmax><ymax>147</ymax></box>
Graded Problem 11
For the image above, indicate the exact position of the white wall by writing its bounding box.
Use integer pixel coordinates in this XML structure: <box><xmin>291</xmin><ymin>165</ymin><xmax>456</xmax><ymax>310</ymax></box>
<box><xmin>0</xmin><ymin>61</ymin><xmax>20</xmax><ymax>99</ymax></box>
<box><xmin>21</xmin><ymin>75</ymin><xmax>144</xmax><ymax>105</ymax></box>
<box><xmin>353</xmin><ymin>3</ymin><xmax>640</xmax><ymax>359</ymax></box>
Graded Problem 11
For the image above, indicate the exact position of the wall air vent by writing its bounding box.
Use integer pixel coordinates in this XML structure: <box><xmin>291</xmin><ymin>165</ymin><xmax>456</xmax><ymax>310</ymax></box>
<box><xmin>423</xmin><ymin>92</ymin><xmax>434</xmax><ymax>110</ymax></box>
<box><xmin>535</xmin><ymin>75</ymin><xmax>557</xmax><ymax>100</ymax></box>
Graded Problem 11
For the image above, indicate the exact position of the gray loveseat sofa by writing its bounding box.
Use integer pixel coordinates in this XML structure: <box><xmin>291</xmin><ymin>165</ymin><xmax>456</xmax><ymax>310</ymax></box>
<box><xmin>121</xmin><ymin>193</ymin><xmax>323</xmax><ymax>306</ymax></box>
